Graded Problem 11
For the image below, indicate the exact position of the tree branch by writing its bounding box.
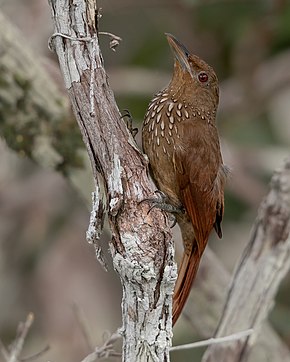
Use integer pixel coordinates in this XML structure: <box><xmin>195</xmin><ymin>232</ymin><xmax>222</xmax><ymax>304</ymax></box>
<box><xmin>184</xmin><ymin>248</ymin><xmax>290</xmax><ymax>362</ymax></box>
<box><xmin>170</xmin><ymin>329</ymin><xmax>253</xmax><ymax>352</ymax></box>
<box><xmin>80</xmin><ymin>331</ymin><xmax>121</xmax><ymax>362</ymax></box>
<box><xmin>48</xmin><ymin>1</ymin><xmax>176</xmax><ymax>361</ymax></box>
<box><xmin>202</xmin><ymin>157</ymin><xmax>290</xmax><ymax>362</ymax></box>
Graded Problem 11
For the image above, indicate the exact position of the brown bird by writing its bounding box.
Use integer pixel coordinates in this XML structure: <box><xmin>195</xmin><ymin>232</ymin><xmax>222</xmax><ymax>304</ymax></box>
<box><xmin>142</xmin><ymin>34</ymin><xmax>228</xmax><ymax>325</ymax></box>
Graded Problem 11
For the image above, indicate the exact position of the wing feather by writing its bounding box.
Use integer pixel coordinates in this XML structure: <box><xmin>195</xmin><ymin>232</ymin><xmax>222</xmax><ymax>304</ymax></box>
<box><xmin>172</xmin><ymin>120</ymin><xmax>227</xmax><ymax>325</ymax></box>
<box><xmin>174</xmin><ymin>121</ymin><xmax>225</xmax><ymax>241</ymax></box>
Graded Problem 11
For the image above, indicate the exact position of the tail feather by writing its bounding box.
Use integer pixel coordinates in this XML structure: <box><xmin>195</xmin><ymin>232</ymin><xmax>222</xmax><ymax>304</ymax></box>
<box><xmin>172</xmin><ymin>241</ymin><xmax>203</xmax><ymax>326</ymax></box>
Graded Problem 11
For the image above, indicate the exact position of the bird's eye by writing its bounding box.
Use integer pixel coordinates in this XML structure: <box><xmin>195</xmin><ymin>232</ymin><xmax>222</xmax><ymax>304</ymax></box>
<box><xmin>198</xmin><ymin>72</ymin><xmax>208</xmax><ymax>83</ymax></box>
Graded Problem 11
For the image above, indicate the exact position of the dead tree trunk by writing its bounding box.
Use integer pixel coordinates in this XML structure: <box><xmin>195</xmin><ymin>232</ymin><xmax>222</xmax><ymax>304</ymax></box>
<box><xmin>202</xmin><ymin>157</ymin><xmax>290</xmax><ymax>362</ymax></box>
<box><xmin>48</xmin><ymin>1</ymin><xmax>176</xmax><ymax>361</ymax></box>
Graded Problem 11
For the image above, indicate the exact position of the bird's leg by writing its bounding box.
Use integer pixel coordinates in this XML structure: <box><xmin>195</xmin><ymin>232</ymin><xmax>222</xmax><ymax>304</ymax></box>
<box><xmin>145</xmin><ymin>190</ymin><xmax>184</xmax><ymax>214</ymax></box>
<box><xmin>121</xmin><ymin>109</ymin><xmax>138</xmax><ymax>138</ymax></box>
<box><xmin>140</xmin><ymin>190</ymin><xmax>185</xmax><ymax>227</ymax></box>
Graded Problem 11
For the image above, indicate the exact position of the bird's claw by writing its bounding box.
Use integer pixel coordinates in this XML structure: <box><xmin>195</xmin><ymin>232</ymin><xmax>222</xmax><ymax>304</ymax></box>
<box><xmin>121</xmin><ymin>109</ymin><xmax>138</xmax><ymax>138</ymax></box>
<box><xmin>140</xmin><ymin>190</ymin><xmax>184</xmax><ymax>228</ymax></box>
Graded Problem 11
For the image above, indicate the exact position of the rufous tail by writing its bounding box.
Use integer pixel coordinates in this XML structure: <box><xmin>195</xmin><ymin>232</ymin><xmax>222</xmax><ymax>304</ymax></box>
<box><xmin>172</xmin><ymin>241</ymin><xmax>203</xmax><ymax>326</ymax></box>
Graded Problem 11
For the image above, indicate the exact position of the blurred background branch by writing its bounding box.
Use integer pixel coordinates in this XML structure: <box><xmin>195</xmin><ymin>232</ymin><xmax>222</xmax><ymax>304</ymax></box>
<box><xmin>0</xmin><ymin>11</ymin><xmax>93</xmax><ymax>202</ymax></box>
<box><xmin>184</xmin><ymin>248</ymin><xmax>290</xmax><ymax>362</ymax></box>
<box><xmin>202</xmin><ymin>157</ymin><xmax>290</xmax><ymax>362</ymax></box>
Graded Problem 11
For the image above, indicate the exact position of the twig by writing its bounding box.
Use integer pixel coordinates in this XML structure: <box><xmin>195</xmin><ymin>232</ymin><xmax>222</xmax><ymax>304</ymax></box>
<box><xmin>0</xmin><ymin>339</ymin><xmax>10</xmax><ymax>362</ymax></box>
<box><xmin>99</xmin><ymin>32</ymin><xmax>122</xmax><ymax>51</ymax></box>
<box><xmin>80</xmin><ymin>331</ymin><xmax>121</xmax><ymax>362</ymax></box>
<box><xmin>21</xmin><ymin>345</ymin><xmax>50</xmax><ymax>361</ymax></box>
<box><xmin>9</xmin><ymin>313</ymin><xmax>34</xmax><ymax>362</ymax></box>
<box><xmin>170</xmin><ymin>329</ymin><xmax>254</xmax><ymax>352</ymax></box>
<box><xmin>1</xmin><ymin>314</ymin><xmax>49</xmax><ymax>362</ymax></box>
<box><xmin>72</xmin><ymin>303</ymin><xmax>94</xmax><ymax>351</ymax></box>
<box><xmin>49</xmin><ymin>31</ymin><xmax>121</xmax><ymax>53</ymax></box>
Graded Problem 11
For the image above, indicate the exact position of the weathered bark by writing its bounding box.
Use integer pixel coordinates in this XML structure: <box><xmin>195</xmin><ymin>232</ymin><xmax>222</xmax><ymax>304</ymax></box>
<box><xmin>202</xmin><ymin>157</ymin><xmax>290</xmax><ymax>362</ymax></box>
<box><xmin>48</xmin><ymin>1</ymin><xmax>176</xmax><ymax>361</ymax></box>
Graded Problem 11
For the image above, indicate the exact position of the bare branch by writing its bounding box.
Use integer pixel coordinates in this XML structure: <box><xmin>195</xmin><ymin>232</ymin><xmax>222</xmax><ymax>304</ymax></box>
<box><xmin>202</xmin><ymin>157</ymin><xmax>290</xmax><ymax>362</ymax></box>
<box><xmin>20</xmin><ymin>345</ymin><xmax>50</xmax><ymax>362</ymax></box>
<box><xmin>99</xmin><ymin>32</ymin><xmax>122</xmax><ymax>51</ymax></box>
<box><xmin>0</xmin><ymin>339</ymin><xmax>9</xmax><ymax>362</ymax></box>
<box><xmin>0</xmin><ymin>314</ymin><xmax>49</xmax><ymax>362</ymax></box>
<box><xmin>73</xmin><ymin>303</ymin><xmax>94</xmax><ymax>352</ymax></box>
<box><xmin>80</xmin><ymin>331</ymin><xmax>121</xmax><ymax>362</ymax></box>
<box><xmin>183</xmin><ymin>248</ymin><xmax>290</xmax><ymax>362</ymax></box>
<box><xmin>9</xmin><ymin>313</ymin><xmax>34</xmax><ymax>362</ymax></box>
<box><xmin>170</xmin><ymin>329</ymin><xmax>253</xmax><ymax>352</ymax></box>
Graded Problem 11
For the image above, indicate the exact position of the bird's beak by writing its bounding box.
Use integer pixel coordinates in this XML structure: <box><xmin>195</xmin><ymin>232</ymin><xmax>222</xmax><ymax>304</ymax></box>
<box><xmin>165</xmin><ymin>33</ymin><xmax>192</xmax><ymax>76</ymax></box>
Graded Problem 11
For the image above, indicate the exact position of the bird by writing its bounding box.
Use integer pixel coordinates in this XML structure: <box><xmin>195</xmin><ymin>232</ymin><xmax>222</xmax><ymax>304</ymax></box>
<box><xmin>142</xmin><ymin>33</ymin><xmax>228</xmax><ymax>326</ymax></box>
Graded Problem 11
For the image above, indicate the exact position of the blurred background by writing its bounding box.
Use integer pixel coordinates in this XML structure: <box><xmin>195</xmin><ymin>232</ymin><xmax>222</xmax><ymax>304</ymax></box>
<box><xmin>1</xmin><ymin>0</ymin><xmax>290</xmax><ymax>361</ymax></box>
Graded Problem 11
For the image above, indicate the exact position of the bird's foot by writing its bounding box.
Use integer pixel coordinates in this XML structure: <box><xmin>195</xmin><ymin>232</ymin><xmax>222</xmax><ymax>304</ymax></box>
<box><xmin>140</xmin><ymin>190</ymin><xmax>184</xmax><ymax>227</ymax></box>
<box><xmin>121</xmin><ymin>109</ymin><xmax>138</xmax><ymax>138</ymax></box>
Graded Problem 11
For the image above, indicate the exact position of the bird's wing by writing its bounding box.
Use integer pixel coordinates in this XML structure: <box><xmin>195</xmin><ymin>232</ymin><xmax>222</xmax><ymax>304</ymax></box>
<box><xmin>172</xmin><ymin>120</ymin><xmax>227</xmax><ymax>325</ymax></box>
<box><xmin>173</xmin><ymin>120</ymin><xmax>225</xmax><ymax>243</ymax></box>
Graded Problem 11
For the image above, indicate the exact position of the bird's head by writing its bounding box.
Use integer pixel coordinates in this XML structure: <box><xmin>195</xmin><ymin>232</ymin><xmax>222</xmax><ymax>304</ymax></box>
<box><xmin>166</xmin><ymin>33</ymin><xmax>219</xmax><ymax>110</ymax></box>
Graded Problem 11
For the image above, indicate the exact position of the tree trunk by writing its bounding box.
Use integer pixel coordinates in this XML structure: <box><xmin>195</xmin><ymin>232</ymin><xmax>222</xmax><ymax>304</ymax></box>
<box><xmin>48</xmin><ymin>1</ymin><xmax>176</xmax><ymax>361</ymax></box>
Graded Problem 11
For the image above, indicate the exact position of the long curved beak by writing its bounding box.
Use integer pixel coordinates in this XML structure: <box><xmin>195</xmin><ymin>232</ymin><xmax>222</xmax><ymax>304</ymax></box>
<box><xmin>165</xmin><ymin>33</ymin><xmax>192</xmax><ymax>76</ymax></box>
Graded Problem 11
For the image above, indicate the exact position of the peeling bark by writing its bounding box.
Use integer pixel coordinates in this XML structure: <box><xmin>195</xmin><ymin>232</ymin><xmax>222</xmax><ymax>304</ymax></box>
<box><xmin>48</xmin><ymin>1</ymin><xmax>176</xmax><ymax>361</ymax></box>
